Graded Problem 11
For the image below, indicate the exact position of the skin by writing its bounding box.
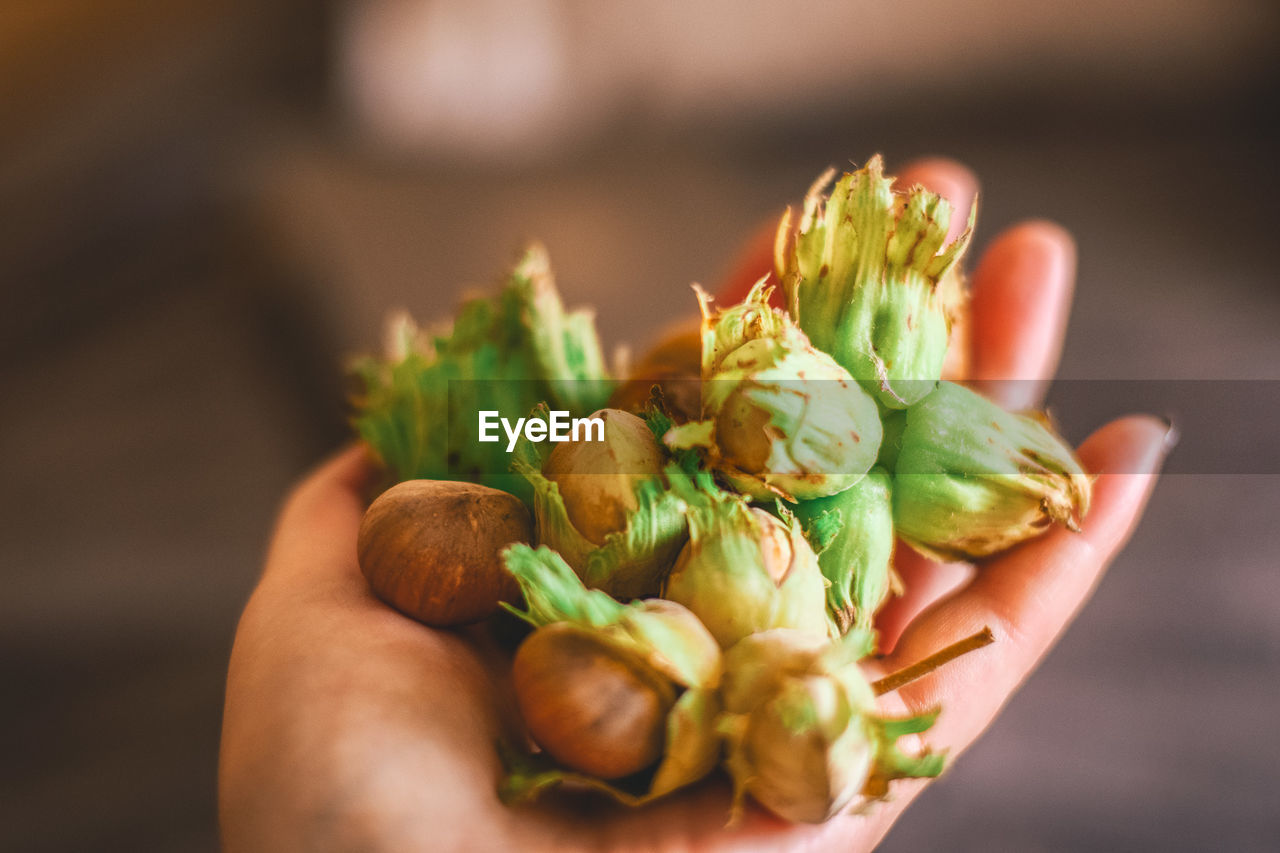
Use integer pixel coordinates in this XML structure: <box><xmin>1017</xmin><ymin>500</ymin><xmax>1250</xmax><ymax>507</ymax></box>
<box><xmin>220</xmin><ymin>159</ymin><xmax>1170</xmax><ymax>851</ymax></box>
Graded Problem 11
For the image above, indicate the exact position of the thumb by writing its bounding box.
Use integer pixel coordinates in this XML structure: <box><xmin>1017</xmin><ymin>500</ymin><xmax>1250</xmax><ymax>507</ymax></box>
<box><xmin>263</xmin><ymin>443</ymin><xmax>379</xmax><ymax>588</ymax></box>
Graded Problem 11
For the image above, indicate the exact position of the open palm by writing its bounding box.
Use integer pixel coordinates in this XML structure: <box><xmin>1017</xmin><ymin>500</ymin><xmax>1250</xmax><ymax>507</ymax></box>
<box><xmin>219</xmin><ymin>159</ymin><xmax>1169</xmax><ymax>852</ymax></box>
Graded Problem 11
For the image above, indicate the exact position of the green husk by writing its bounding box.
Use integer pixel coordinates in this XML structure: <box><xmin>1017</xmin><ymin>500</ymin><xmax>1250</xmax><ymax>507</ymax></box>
<box><xmin>498</xmin><ymin>687</ymin><xmax>722</xmax><ymax>805</ymax></box>
<box><xmin>501</xmin><ymin>544</ymin><xmax>720</xmax><ymax>689</ymax></box>
<box><xmin>665</xmin><ymin>281</ymin><xmax>882</xmax><ymax>501</ymax></box>
<box><xmin>892</xmin><ymin>381</ymin><xmax>1092</xmax><ymax>561</ymax></box>
<box><xmin>662</xmin><ymin>468</ymin><xmax>832</xmax><ymax>648</ymax></box>
<box><xmin>350</xmin><ymin>245</ymin><xmax>613</xmax><ymax>504</ymax></box>
<box><xmin>643</xmin><ymin>404</ymin><xmax>703</xmax><ymax>477</ymax></box>
<box><xmin>512</xmin><ymin>405</ymin><xmax>688</xmax><ymax>599</ymax></box>
<box><xmin>781</xmin><ymin>156</ymin><xmax>975</xmax><ymax>409</ymax></box>
<box><xmin>499</xmin><ymin>545</ymin><xmax>723</xmax><ymax>804</ymax></box>
<box><xmin>718</xmin><ymin>629</ymin><xmax>945</xmax><ymax>824</ymax></box>
<box><xmin>790</xmin><ymin>468</ymin><xmax>896</xmax><ymax>634</ymax></box>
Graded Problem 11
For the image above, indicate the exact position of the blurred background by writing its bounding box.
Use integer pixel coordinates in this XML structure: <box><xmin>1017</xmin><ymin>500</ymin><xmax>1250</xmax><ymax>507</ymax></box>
<box><xmin>2</xmin><ymin>0</ymin><xmax>1277</xmax><ymax>849</ymax></box>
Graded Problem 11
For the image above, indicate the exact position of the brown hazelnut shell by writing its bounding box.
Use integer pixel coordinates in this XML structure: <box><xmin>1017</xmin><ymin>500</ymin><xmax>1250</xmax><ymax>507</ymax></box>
<box><xmin>513</xmin><ymin>623</ymin><xmax>676</xmax><ymax>779</ymax></box>
<box><xmin>357</xmin><ymin>480</ymin><xmax>531</xmax><ymax>626</ymax></box>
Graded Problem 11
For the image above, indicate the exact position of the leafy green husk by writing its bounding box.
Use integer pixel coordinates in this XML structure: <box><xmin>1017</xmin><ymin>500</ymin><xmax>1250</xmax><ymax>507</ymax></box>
<box><xmin>643</xmin><ymin>404</ymin><xmax>703</xmax><ymax>477</ymax></box>
<box><xmin>892</xmin><ymin>381</ymin><xmax>1092</xmax><ymax>561</ymax></box>
<box><xmin>718</xmin><ymin>629</ymin><xmax>945</xmax><ymax>824</ymax></box>
<box><xmin>662</xmin><ymin>468</ymin><xmax>832</xmax><ymax>648</ymax></box>
<box><xmin>498</xmin><ymin>686</ymin><xmax>722</xmax><ymax>805</ymax></box>
<box><xmin>781</xmin><ymin>156</ymin><xmax>975</xmax><ymax>409</ymax></box>
<box><xmin>499</xmin><ymin>545</ymin><xmax>723</xmax><ymax>805</ymax></box>
<box><xmin>664</xmin><ymin>282</ymin><xmax>882</xmax><ymax>501</ymax></box>
<box><xmin>349</xmin><ymin>245</ymin><xmax>613</xmax><ymax>504</ymax></box>
<box><xmin>501</xmin><ymin>544</ymin><xmax>720</xmax><ymax>689</ymax></box>
<box><xmin>790</xmin><ymin>467</ymin><xmax>896</xmax><ymax>634</ymax></box>
<box><xmin>876</xmin><ymin>409</ymin><xmax>907</xmax><ymax>473</ymax></box>
<box><xmin>512</xmin><ymin>405</ymin><xmax>688</xmax><ymax>599</ymax></box>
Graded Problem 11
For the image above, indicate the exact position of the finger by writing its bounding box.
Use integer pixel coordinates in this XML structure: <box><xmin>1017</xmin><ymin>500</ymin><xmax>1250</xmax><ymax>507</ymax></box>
<box><xmin>714</xmin><ymin>216</ymin><xmax>782</xmax><ymax>305</ymax></box>
<box><xmin>882</xmin><ymin>415</ymin><xmax>1169</xmax><ymax>751</ymax></box>
<box><xmin>281</xmin><ymin>442</ymin><xmax>377</xmax><ymax>519</ymax></box>
<box><xmin>968</xmin><ymin>221</ymin><xmax>1076</xmax><ymax>408</ymax></box>
<box><xmin>874</xmin><ymin>548</ymin><xmax>973</xmax><ymax>655</ymax></box>
<box><xmin>262</xmin><ymin>443</ymin><xmax>378</xmax><ymax>587</ymax></box>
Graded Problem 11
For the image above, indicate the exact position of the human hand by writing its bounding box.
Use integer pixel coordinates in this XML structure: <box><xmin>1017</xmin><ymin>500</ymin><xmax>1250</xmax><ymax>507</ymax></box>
<box><xmin>218</xmin><ymin>159</ymin><xmax>1170</xmax><ymax>851</ymax></box>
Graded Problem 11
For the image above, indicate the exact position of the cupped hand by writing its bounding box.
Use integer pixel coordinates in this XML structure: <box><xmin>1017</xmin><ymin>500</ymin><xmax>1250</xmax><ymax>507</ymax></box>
<box><xmin>219</xmin><ymin>159</ymin><xmax>1170</xmax><ymax>852</ymax></box>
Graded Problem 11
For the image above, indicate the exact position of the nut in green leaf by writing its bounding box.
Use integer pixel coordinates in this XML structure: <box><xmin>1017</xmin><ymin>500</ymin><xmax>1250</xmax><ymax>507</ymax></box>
<box><xmin>500</xmin><ymin>545</ymin><xmax>723</xmax><ymax>801</ymax></box>
<box><xmin>891</xmin><ymin>381</ymin><xmax>1092</xmax><ymax>561</ymax></box>
<box><xmin>718</xmin><ymin>629</ymin><xmax>944</xmax><ymax>824</ymax></box>
<box><xmin>790</xmin><ymin>467</ymin><xmax>897</xmax><ymax>634</ymax></box>
<box><xmin>513</xmin><ymin>622</ymin><xmax>676</xmax><ymax>779</ymax></box>
<box><xmin>514</xmin><ymin>407</ymin><xmax>687</xmax><ymax>599</ymax></box>
<box><xmin>350</xmin><ymin>244</ymin><xmax>613</xmax><ymax>503</ymax></box>
<box><xmin>665</xmin><ymin>282</ymin><xmax>882</xmax><ymax>501</ymax></box>
<box><xmin>662</xmin><ymin>471</ymin><xmax>831</xmax><ymax>648</ymax></box>
<box><xmin>543</xmin><ymin>408</ymin><xmax>667</xmax><ymax>544</ymax></box>
<box><xmin>502</xmin><ymin>544</ymin><xmax>722</xmax><ymax>689</ymax></box>
<box><xmin>780</xmin><ymin>157</ymin><xmax>975</xmax><ymax>409</ymax></box>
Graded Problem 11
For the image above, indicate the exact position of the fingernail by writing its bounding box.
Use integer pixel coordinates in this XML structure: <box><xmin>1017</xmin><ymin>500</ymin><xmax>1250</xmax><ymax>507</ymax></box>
<box><xmin>1158</xmin><ymin>413</ymin><xmax>1181</xmax><ymax>455</ymax></box>
<box><xmin>1123</xmin><ymin>414</ymin><xmax>1176</xmax><ymax>475</ymax></box>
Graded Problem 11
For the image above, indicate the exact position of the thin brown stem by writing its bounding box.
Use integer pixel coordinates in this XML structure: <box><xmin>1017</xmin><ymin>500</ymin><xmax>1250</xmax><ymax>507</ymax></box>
<box><xmin>872</xmin><ymin>626</ymin><xmax>995</xmax><ymax>696</ymax></box>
